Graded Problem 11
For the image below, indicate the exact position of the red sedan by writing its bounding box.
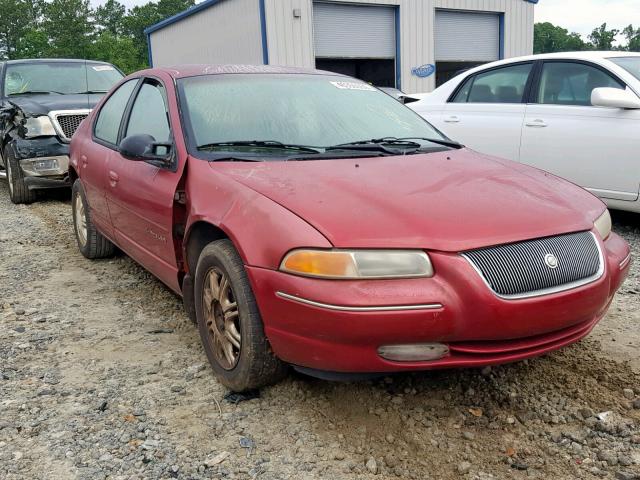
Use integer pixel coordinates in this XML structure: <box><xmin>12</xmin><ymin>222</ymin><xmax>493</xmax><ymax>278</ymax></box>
<box><xmin>69</xmin><ymin>65</ymin><xmax>631</xmax><ymax>392</ymax></box>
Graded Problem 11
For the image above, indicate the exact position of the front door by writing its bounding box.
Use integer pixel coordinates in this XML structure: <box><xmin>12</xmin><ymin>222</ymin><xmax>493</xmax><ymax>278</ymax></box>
<box><xmin>105</xmin><ymin>76</ymin><xmax>184</xmax><ymax>292</ymax></box>
<box><xmin>439</xmin><ymin>62</ymin><xmax>534</xmax><ymax>162</ymax></box>
<box><xmin>519</xmin><ymin>60</ymin><xmax>640</xmax><ymax>202</ymax></box>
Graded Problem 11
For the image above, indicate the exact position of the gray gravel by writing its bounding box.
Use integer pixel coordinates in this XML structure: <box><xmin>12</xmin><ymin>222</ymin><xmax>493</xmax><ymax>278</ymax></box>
<box><xmin>0</xmin><ymin>184</ymin><xmax>639</xmax><ymax>480</ymax></box>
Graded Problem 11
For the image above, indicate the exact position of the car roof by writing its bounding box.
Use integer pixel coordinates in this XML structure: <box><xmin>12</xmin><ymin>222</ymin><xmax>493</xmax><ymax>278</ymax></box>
<box><xmin>3</xmin><ymin>58</ymin><xmax>114</xmax><ymax>66</ymax></box>
<box><xmin>138</xmin><ymin>64</ymin><xmax>347</xmax><ymax>79</ymax></box>
<box><xmin>471</xmin><ymin>51</ymin><xmax>640</xmax><ymax>70</ymax></box>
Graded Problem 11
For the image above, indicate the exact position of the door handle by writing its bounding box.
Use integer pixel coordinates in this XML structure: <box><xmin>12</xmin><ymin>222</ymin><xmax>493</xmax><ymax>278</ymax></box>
<box><xmin>108</xmin><ymin>170</ymin><xmax>119</xmax><ymax>187</ymax></box>
<box><xmin>525</xmin><ymin>119</ymin><xmax>548</xmax><ymax>128</ymax></box>
<box><xmin>81</xmin><ymin>155</ymin><xmax>88</xmax><ymax>167</ymax></box>
<box><xmin>444</xmin><ymin>115</ymin><xmax>460</xmax><ymax>123</ymax></box>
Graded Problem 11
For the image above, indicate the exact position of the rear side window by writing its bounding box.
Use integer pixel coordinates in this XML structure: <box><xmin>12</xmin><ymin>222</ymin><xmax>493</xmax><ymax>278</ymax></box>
<box><xmin>94</xmin><ymin>79</ymin><xmax>137</xmax><ymax>144</ymax></box>
<box><xmin>536</xmin><ymin>62</ymin><xmax>624</xmax><ymax>106</ymax></box>
<box><xmin>452</xmin><ymin>63</ymin><xmax>533</xmax><ymax>103</ymax></box>
<box><xmin>125</xmin><ymin>81</ymin><xmax>171</xmax><ymax>142</ymax></box>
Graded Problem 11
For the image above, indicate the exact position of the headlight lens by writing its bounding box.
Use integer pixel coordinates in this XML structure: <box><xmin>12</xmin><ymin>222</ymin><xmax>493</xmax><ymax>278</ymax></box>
<box><xmin>280</xmin><ymin>249</ymin><xmax>434</xmax><ymax>279</ymax></box>
<box><xmin>594</xmin><ymin>209</ymin><xmax>612</xmax><ymax>239</ymax></box>
<box><xmin>24</xmin><ymin>116</ymin><xmax>56</xmax><ymax>138</ymax></box>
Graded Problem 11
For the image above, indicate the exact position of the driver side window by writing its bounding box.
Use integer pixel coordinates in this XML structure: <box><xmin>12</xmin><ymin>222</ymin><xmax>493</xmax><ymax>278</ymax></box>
<box><xmin>125</xmin><ymin>81</ymin><xmax>171</xmax><ymax>142</ymax></box>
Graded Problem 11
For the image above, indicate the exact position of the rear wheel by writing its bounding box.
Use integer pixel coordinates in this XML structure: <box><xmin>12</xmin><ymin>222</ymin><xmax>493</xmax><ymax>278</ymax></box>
<box><xmin>5</xmin><ymin>148</ymin><xmax>36</xmax><ymax>204</ymax></box>
<box><xmin>195</xmin><ymin>239</ymin><xmax>287</xmax><ymax>391</ymax></box>
<box><xmin>72</xmin><ymin>179</ymin><xmax>115</xmax><ymax>259</ymax></box>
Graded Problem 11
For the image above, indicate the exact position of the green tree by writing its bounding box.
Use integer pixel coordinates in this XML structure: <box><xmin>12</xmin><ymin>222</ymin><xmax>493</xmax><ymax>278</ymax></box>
<box><xmin>41</xmin><ymin>0</ymin><xmax>94</xmax><ymax>58</ymax></box>
<box><xmin>622</xmin><ymin>24</ymin><xmax>640</xmax><ymax>52</ymax></box>
<box><xmin>589</xmin><ymin>23</ymin><xmax>619</xmax><ymax>50</ymax></box>
<box><xmin>95</xmin><ymin>0</ymin><xmax>126</xmax><ymax>36</ymax></box>
<box><xmin>89</xmin><ymin>31</ymin><xmax>144</xmax><ymax>73</ymax></box>
<box><xmin>534</xmin><ymin>22</ymin><xmax>590</xmax><ymax>54</ymax></box>
<box><xmin>0</xmin><ymin>0</ymin><xmax>41</xmax><ymax>59</ymax></box>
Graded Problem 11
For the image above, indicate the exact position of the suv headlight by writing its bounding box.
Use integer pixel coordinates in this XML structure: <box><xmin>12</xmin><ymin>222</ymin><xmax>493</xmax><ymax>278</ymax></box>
<box><xmin>24</xmin><ymin>116</ymin><xmax>56</xmax><ymax>138</ymax></box>
<box><xmin>280</xmin><ymin>249</ymin><xmax>434</xmax><ymax>279</ymax></box>
<box><xmin>594</xmin><ymin>209</ymin><xmax>612</xmax><ymax>240</ymax></box>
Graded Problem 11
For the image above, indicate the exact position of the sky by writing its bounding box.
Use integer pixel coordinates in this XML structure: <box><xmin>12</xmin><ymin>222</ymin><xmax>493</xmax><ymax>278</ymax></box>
<box><xmin>93</xmin><ymin>0</ymin><xmax>637</xmax><ymax>43</ymax></box>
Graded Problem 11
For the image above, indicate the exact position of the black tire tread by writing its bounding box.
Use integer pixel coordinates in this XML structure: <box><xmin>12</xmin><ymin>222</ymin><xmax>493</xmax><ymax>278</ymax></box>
<box><xmin>72</xmin><ymin>180</ymin><xmax>115</xmax><ymax>259</ymax></box>
<box><xmin>5</xmin><ymin>147</ymin><xmax>36</xmax><ymax>204</ymax></box>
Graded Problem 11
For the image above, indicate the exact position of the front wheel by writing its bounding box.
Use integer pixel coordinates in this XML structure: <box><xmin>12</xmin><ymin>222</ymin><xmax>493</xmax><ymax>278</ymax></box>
<box><xmin>4</xmin><ymin>148</ymin><xmax>36</xmax><ymax>204</ymax></box>
<box><xmin>72</xmin><ymin>179</ymin><xmax>115</xmax><ymax>259</ymax></box>
<box><xmin>194</xmin><ymin>239</ymin><xmax>287</xmax><ymax>391</ymax></box>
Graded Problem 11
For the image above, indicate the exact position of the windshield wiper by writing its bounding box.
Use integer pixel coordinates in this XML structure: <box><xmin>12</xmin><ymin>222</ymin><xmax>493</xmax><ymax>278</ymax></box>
<box><xmin>8</xmin><ymin>90</ymin><xmax>64</xmax><ymax>96</ymax></box>
<box><xmin>394</xmin><ymin>137</ymin><xmax>463</xmax><ymax>149</ymax></box>
<box><xmin>73</xmin><ymin>90</ymin><xmax>109</xmax><ymax>94</ymax></box>
<box><xmin>197</xmin><ymin>140</ymin><xmax>322</xmax><ymax>154</ymax></box>
<box><xmin>324</xmin><ymin>138</ymin><xmax>421</xmax><ymax>154</ymax></box>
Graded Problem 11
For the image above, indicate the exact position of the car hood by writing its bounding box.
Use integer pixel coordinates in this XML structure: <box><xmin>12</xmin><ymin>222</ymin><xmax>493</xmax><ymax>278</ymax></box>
<box><xmin>211</xmin><ymin>149</ymin><xmax>605</xmax><ymax>252</ymax></box>
<box><xmin>6</xmin><ymin>93</ymin><xmax>104</xmax><ymax>116</ymax></box>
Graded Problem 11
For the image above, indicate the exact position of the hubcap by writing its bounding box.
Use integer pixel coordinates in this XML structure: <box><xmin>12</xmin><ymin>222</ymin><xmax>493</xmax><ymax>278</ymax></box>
<box><xmin>202</xmin><ymin>268</ymin><xmax>241</xmax><ymax>370</ymax></box>
<box><xmin>74</xmin><ymin>194</ymin><xmax>87</xmax><ymax>247</ymax></box>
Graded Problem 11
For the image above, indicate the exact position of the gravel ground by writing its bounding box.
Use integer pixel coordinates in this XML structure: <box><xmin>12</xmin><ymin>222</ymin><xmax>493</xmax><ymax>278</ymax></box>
<box><xmin>1</xmin><ymin>183</ymin><xmax>639</xmax><ymax>480</ymax></box>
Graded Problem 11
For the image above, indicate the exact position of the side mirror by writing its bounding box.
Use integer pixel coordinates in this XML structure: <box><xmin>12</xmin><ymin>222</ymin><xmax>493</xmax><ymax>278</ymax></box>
<box><xmin>119</xmin><ymin>134</ymin><xmax>173</xmax><ymax>164</ymax></box>
<box><xmin>591</xmin><ymin>87</ymin><xmax>640</xmax><ymax>109</ymax></box>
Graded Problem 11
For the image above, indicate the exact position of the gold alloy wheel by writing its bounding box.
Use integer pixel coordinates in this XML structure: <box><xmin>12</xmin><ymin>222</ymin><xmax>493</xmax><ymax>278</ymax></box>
<box><xmin>74</xmin><ymin>194</ymin><xmax>87</xmax><ymax>247</ymax></box>
<box><xmin>202</xmin><ymin>267</ymin><xmax>241</xmax><ymax>370</ymax></box>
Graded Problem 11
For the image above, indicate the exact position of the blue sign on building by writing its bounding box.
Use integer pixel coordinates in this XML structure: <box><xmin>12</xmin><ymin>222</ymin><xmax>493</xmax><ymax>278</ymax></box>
<box><xmin>411</xmin><ymin>64</ymin><xmax>436</xmax><ymax>78</ymax></box>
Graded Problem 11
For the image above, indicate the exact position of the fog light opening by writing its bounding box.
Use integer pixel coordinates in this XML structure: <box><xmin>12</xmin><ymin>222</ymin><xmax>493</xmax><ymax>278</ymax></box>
<box><xmin>33</xmin><ymin>158</ymin><xmax>60</xmax><ymax>171</ymax></box>
<box><xmin>378</xmin><ymin>343</ymin><xmax>449</xmax><ymax>362</ymax></box>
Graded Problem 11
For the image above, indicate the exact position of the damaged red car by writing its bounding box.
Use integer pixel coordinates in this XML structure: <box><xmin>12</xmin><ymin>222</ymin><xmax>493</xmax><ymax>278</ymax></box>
<box><xmin>69</xmin><ymin>65</ymin><xmax>631</xmax><ymax>392</ymax></box>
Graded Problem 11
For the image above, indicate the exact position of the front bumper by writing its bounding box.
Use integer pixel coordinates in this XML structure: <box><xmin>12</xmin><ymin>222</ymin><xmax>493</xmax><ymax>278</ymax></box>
<box><xmin>247</xmin><ymin>232</ymin><xmax>630</xmax><ymax>373</ymax></box>
<box><xmin>11</xmin><ymin>137</ymin><xmax>71</xmax><ymax>189</ymax></box>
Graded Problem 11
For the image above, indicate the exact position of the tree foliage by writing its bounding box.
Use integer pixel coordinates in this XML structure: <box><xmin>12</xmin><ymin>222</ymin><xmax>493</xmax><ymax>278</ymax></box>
<box><xmin>535</xmin><ymin>21</ymin><xmax>640</xmax><ymax>54</ymax></box>
<box><xmin>0</xmin><ymin>0</ymin><xmax>194</xmax><ymax>73</ymax></box>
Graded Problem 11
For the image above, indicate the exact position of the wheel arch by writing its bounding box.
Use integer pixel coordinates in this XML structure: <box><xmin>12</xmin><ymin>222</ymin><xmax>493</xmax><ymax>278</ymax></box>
<box><xmin>183</xmin><ymin>220</ymin><xmax>231</xmax><ymax>277</ymax></box>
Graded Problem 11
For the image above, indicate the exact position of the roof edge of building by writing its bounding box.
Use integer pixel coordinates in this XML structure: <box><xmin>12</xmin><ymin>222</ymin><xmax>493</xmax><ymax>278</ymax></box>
<box><xmin>144</xmin><ymin>0</ymin><xmax>226</xmax><ymax>35</ymax></box>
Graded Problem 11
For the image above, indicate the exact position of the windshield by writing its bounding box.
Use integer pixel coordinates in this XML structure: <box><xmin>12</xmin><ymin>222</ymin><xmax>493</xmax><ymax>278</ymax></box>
<box><xmin>3</xmin><ymin>62</ymin><xmax>124</xmax><ymax>96</ymax></box>
<box><xmin>178</xmin><ymin>74</ymin><xmax>448</xmax><ymax>158</ymax></box>
<box><xmin>609</xmin><ymin>57</ymin><xmax>640</xmax><ymax>82</ymax></box>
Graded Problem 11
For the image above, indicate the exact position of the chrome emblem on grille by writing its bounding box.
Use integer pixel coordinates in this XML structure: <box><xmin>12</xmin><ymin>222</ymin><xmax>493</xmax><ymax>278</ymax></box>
<box><xmin>544</xmin><ymin>253</ymin><xmax>559</xmax><ymax>269</ymax></box>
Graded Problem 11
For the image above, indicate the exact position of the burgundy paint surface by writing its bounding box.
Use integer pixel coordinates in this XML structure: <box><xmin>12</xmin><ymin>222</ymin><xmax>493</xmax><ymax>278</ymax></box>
<box><xmin>70</xmin><ymin>66</ymin><xmax>631</xmax><ymax>373</ymax></box>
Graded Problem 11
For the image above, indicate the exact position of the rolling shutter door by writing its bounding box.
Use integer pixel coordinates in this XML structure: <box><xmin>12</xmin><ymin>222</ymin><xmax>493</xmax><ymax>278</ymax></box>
<box><xmin>435</xmin><ymin>10</ymin><xmax>500</xmax><ymax>62</ymax></box>
<box><xmin>313</xmin><ymin>2</ymin><xmax>396</xmax><ymax>59</ymax></box>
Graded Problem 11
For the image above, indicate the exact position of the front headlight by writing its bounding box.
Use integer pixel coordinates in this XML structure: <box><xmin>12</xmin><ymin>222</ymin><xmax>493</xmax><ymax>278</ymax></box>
<box><xmin>594</xmin><ymin>209</ymin><xmax>612</xmax><ymax>240</ymax></box>
<box><xmin>24</xmin><ymin>116</ymin><xmax>56</xmax><ymax>138</ymax></box>
<box><xmin>280</xmin><ymin>249</ymin><xmax>434</xmax><ymax>279</ymax></box>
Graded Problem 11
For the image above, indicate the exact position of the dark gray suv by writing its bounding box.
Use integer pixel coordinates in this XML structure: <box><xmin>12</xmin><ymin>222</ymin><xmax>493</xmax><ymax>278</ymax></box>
<box><xmin>0</xmin><ymin>59</ymin><xmax>123</xmax><ymax>203</ymax></box>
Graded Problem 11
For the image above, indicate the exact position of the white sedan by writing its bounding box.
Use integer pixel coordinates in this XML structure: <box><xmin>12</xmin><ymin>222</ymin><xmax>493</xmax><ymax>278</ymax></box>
<box><xmin>410</xmin><ymin>52</ymin><xmax>640</xmax><ymax>213</ymax></box>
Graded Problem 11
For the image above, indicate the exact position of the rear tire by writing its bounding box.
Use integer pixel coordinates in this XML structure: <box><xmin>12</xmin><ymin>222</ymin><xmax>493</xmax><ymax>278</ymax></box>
<box><xmin>5</xmin><ymin>148</ymin><xmax>36</xmax><ymax>204</ymax></box>
<box><xmin>72</xmin><ymin>179</ymin><xmax>115</xmax><ymax>259</ymax></box>
<box><xmin>195</xmin><ymin>239</ymin><xmax>287</xmax><ymax>392</ymax></box>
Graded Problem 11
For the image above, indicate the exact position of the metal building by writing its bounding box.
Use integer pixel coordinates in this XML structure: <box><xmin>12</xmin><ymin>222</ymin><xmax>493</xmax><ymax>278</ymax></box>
<box><xmin>145</xmin><ymin>0</ymin><xmax>538</xmax><ymax>93</ymax></box>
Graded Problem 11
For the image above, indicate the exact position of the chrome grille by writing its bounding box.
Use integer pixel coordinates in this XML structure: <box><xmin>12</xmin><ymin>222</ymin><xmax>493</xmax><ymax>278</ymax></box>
<box><xmin>463</xmin><ymin>231</ymin><xmax>602</xmax><ymax>299</ymax></box>
<box><xmin>49</xmin><ymin>110</ymin><xmax>90</xmax><ymax>142</ymax></box>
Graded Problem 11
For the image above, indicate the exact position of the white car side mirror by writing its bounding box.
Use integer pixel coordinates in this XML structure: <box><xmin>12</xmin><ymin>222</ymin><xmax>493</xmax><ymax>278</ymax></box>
<box><xmin>591</xmin><ymin>87</ymin><xmax>640</xmax><ymax>109</ymax></box>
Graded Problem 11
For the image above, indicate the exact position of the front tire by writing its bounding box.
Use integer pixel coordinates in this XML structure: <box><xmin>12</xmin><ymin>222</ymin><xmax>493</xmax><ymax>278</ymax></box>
<box><xmin>195</xmin><ymin>239</ymin><xmax>287</xmax><ymax>392</ymax></box>
<box><xmin>5</xmin><ymin>148</ymin><xmax>36</xmax><ymax>204</ymax></box>
<box><xmin>72</xmin><ymin>179</ymin><xmax>115</xmax><ymax>259</ymax></box>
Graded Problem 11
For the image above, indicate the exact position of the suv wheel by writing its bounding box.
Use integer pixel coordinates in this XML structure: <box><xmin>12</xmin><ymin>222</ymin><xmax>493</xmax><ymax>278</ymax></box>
<box><xmin>195</xmin><ymin>239</ymin><xmax>287</xmax><ymax>392</ymax></box>
<box><xmin>4</xmin><ymin>148</ymin><xmax>36</xmax><ymax>204</ymax></box>
<box><xmin>72</xmin><ymin>179</ymin><xmax>115</xmax><ymax>259</ymax></box>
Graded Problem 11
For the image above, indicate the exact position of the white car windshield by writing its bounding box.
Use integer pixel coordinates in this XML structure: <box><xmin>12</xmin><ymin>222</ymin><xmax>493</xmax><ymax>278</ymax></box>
<box><xmin>4</xmin><ymin>61</ymin><xmax>124</xmax><ymax>96</ymax></box>
<box><xmin>178</xmin><ymin>74</ymin><xmax>448</xmax><ymax>156</ymax></box>
<box><xmin>609</xmin><ymin>57</ymin><xmax>640</xmax><ymax>82</ymax></box>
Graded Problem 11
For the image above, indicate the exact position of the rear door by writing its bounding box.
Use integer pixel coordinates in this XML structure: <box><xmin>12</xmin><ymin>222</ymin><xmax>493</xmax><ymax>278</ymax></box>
<box><xmin>520</xmin><ymin>60</ymin><xmax>640</xmax><ymax>202</ymax></box>
<box><xmin>440</xmin><ymin>62</ymin><xmax>534</xmax><ymax>161</ymax></box>
<box><xmin>85</xmin><ymin>78</ymin><xmax>139</xmax><ymax>237</ymax></box>
<box><xmin>105</xmin><ymin>75</ymin><xmax>186</xmax><ymax>293</ymax></box>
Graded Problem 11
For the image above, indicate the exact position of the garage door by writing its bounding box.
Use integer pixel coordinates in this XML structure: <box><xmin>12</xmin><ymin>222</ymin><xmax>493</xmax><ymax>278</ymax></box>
<box><xmin>313</xmin><ymin>2</ymin><xmax>396</xmax><ymax>59</ymax></box>
<box><xmin>435</xmin><ymin>10</ymin><xmax>500</xmax><ymax>62</ymax></box>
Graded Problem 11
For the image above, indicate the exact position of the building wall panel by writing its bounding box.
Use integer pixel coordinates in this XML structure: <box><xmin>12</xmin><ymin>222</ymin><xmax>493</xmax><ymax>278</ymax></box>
<box><xmin>149</xmin><ymin>0</ymin><xmax>263</xmax><ymax>67</ymax></box>
<box><xmin>265</xmin><ymin>0</ymin><xmax>534</xmax><ymax>93</ymax></box>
